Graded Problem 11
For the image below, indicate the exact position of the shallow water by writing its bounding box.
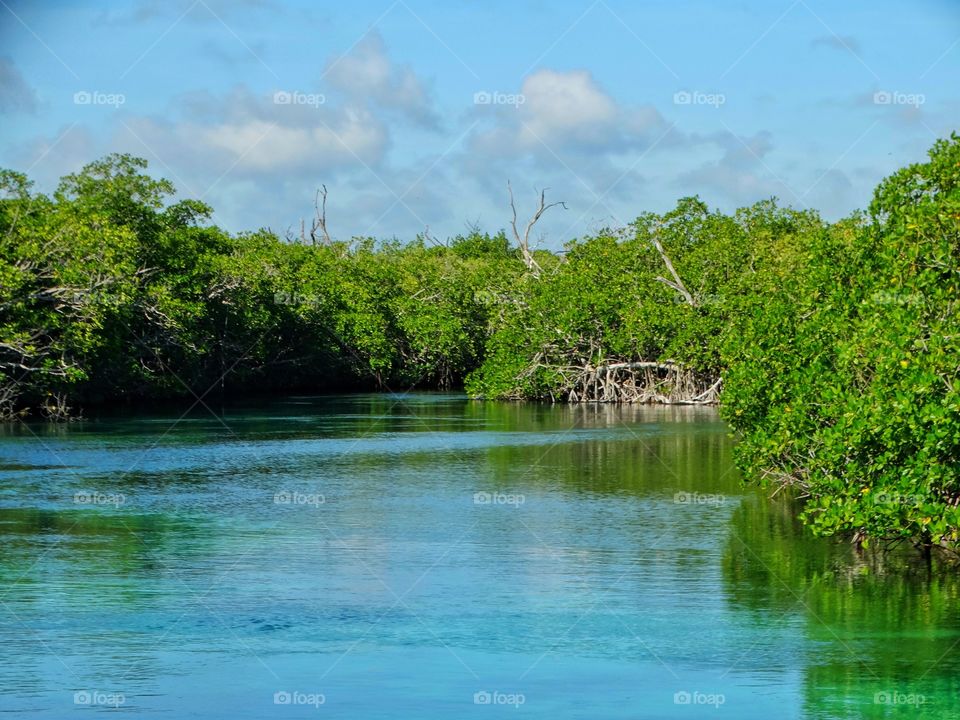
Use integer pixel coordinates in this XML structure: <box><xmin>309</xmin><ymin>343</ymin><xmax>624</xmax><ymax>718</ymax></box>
<box><xmin>0</xmin><ymin>393</ymin><xmax>957</xmax><ymax>718</ymax></box>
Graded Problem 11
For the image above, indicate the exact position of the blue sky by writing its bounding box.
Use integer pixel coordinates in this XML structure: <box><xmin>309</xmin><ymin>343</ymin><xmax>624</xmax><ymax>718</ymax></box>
<box><xmin>1</xmin><ymin>0</ymin><xmax>957</xmax><ymax>245</ymax></box>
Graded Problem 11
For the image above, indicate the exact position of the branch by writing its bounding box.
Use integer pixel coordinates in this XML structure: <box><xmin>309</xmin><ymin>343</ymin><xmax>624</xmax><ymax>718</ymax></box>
<box><xmin>507</xmin><ymin>181</ymin><xmax>565</xmax><ymax>276</ymax></box>
<box><xmin>310</xmin><ymin>185</ymin><xmax>332</xmax><ymax>245</ymax></box>
<box><xmin>650</xmin><ymin>224</ymin><xmax>696</xmax><ymax>307</ymax></box>
<box><xmin>422</xmin><ymin>225</ymin><xmax>445</xmax><ymax>248</ymax></box>
<box><xmin>507</xmin><ymin>179</ymin><xmax>521</xmax><ymax>246</ymax></box>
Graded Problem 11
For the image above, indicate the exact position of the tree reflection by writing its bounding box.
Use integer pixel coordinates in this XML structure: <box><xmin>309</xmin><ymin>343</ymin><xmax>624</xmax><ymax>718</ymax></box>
<box><xmin>723</xmin><ymin>493</ymin><xmax>960</xmax><ymax>718</ymax></box>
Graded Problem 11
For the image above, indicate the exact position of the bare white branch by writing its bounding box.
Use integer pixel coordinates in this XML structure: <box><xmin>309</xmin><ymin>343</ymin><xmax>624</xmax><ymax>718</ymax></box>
<box><xmin>508</xmin><ymin>181</ymin><xmax>566</xmax><ymax>276</ymax></box>
<box><xmin>650</xmin><ymin>223</ymin><xmax>697</xmax><ymax>307</ymax></box>
<box><xmin>310</xmin><ymin>185</ymin><xmax>332</xmax><ymax>246</ymax></box>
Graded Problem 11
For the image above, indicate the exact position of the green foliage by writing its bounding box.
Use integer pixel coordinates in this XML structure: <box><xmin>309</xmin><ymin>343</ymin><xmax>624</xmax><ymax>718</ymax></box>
<box><xmin>3</xmin><ymin>136</ymin><xmax>959</xmax><ymax>550</ymax></box>
<box><xmin>1</xmin><ymin>159</ymin><xmax>518</xmax><ymax>413</ymax></box>
<box><xmin>720</xmin><ymin>133</ymin><xmax>960</xmax><ymax>549</ymax></box>
<box><xmin>465</xmin><ymin>196</ymin><xmax>823</xmax><ymax>399</ymax></box>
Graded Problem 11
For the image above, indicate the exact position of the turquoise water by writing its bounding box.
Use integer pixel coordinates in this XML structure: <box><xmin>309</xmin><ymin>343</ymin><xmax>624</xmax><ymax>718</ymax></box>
<box><xmin>1</xmin><ymin>394</ymin><xmax>958</xmax><ymax>718</ymax></box>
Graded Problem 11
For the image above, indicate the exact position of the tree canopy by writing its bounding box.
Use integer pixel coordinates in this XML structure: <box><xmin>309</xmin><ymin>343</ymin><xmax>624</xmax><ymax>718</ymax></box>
<box><xmin>2</xmin><ymin>135</ymin><xmax>958</xmax><ymax>553</ymax></box>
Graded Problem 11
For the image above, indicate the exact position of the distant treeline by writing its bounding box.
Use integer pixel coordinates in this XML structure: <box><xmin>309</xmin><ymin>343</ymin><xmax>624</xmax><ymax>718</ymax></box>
<box><xmin>2</xmin><ymin>135</ymin><xmax>958</xmax><ymax>553</ymax></box>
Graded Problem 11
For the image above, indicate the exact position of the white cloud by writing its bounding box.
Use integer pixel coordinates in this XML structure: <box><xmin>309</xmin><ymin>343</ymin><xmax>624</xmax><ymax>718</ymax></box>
<box><xmin>458</xmin><ymin>67</ymin><xmax>672</xmax><ymax>225</ymax></box>
<box><xmin>518</xmin><ymin>69</ymin><xmax>619</xmax><ymax>145</ymax></box>
<box><xmin>110</xmin><ymin>88</ymin><xmax>389</xmax><ymax>197</ymax></box>
<box><xmin>469</xmin><ymin>69</ymin><xmax>668</xmax><ymax>157</ymax></box>
<box><xmin>323</xmin><ymin>31</ymin><xmax>439</xmax><ymax>129</ymax></box>
<box><xmin>6</xmin><ymin>31</ymin><xmax>443</xmax><ymax>234</ymax></box>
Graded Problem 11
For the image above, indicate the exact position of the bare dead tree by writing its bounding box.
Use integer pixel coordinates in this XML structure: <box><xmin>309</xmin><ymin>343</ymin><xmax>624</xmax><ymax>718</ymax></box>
<box><xmin>309</xmin><ymin>185</ymin><xmax>332</xmax><ymax>246</ymax></box>
<box><xmin>650</xmin><ymin>223</ymin><xmax>697</xmax><ymax>307</ymax></box>
<box><xmin>508</xmin><ymin>181</ymin><xmax>566</xmax><ymax>276</ymax></box>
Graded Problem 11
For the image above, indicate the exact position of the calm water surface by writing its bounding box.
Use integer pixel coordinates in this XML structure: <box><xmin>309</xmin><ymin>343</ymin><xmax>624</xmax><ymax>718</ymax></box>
<box><xmin>0</xmin><ymin>393</ymin><xmax>957</xmax><ymax>718</ymax></box>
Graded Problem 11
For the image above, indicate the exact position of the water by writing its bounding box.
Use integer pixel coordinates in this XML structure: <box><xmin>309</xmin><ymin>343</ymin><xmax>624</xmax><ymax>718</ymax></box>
<box><xmin>0</xmin><ymin>393</ymin><xmax>957</xmax><ymax>718</ymax></box>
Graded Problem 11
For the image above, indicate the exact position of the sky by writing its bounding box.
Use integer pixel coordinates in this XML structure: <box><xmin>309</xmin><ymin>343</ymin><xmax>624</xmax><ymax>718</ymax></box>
<box><xmin>1</xmin><ymin>0</ymin><xmax>958</xmax><ymax>246</ymax></box>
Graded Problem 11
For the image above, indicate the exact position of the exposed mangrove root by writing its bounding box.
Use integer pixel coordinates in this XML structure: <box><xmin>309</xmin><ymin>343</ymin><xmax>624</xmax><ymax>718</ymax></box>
<box><xmin>560</xmin><ymin>361</ymin><xmax>721</xmax><ymax>405</ymax></box>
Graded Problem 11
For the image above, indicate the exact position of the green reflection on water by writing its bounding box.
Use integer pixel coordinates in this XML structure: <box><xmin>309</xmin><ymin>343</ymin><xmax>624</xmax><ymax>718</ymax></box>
<box><xmin>724</xmin><ymin>491</ymin><xmax>960</xmax><ymax>718</ymax></box>
<box><xmin>0</xmin><ymin>394</ymin><xmax>957</xmax><ymax>718</ymax></box>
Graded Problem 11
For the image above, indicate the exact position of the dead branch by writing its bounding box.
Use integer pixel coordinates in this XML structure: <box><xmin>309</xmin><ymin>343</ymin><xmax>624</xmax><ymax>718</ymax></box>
<box><xmin>508</xmin><ymin>181</ymin><xmax>566</xmax><ymax>276</ymax></box>
<box><xmin>309</xmin><ymin>185</ymin><xmax>332</xmax><ymax>246</ymax></box>
<box><xmin>650</xmin><ymin>223</ymin><xmax>697</xmax><ymax>307</ymax></box>
<box><xmin>422</xmin><ymin>225</ymin><xmax>444</xmax><ymax>248</ymax></box>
